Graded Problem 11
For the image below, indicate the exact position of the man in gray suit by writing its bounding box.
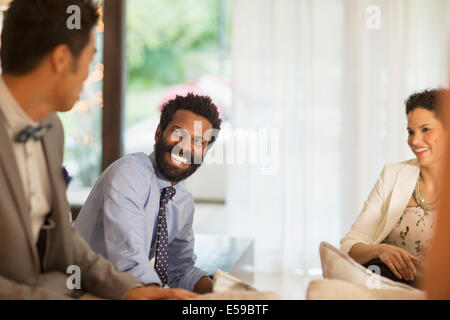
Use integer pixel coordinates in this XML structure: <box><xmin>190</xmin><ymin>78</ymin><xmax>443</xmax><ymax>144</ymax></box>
<box><xmin>0</xmin><ymin>0</ymin><xmax>196</xmax><ymax>300</ymax></box>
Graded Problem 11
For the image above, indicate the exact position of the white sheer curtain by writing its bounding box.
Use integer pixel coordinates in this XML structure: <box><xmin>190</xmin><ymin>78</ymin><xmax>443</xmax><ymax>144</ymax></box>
<box><xmin>226</xmin><ymin>0</ymin><xmax>450</xmax><ymax>274</ymax></box>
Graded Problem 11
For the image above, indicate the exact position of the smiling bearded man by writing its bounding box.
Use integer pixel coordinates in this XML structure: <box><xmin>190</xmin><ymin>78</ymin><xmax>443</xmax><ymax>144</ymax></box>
<box><xmin>75</xmin><ymin>93</ymin><xmax>221</xmax><ymax>294</ymax></box>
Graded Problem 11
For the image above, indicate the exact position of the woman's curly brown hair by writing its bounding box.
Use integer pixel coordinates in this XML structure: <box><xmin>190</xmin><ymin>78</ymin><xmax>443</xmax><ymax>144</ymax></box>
<box><xmin>405</xmin><ymin>88</ymin><xmax>449</xmax><ymax>120</ymax></box>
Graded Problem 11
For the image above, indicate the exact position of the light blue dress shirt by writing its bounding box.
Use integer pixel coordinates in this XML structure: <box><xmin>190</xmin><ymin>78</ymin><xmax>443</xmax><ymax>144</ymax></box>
<box><xmin>74</xmin><ymin>152</ymin><xmax>208</xmax><ymax>290</ymax></box>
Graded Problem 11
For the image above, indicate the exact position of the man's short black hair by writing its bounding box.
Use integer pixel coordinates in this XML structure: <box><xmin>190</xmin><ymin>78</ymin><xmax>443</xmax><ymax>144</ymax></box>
<box><xmin>159</xmin><ymin>93</ymin><xmax>222</xmax><ymax>140</ymax></box>
<box><xmin>405</xmin><ymin>88</ymin><xmax>449</xmax><ymax>120</ymax></box>
<box><xmin>1</xmin><ymin>0</ymin><xmax>99</xmax><ymax>75</ymax></box>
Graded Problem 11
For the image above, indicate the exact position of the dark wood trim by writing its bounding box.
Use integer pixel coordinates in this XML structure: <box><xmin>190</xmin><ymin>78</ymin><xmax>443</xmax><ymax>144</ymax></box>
<box><xmin>102</xmin><ymin>0</ymin><xmax>126</xmax><ymax>171</ymax></box>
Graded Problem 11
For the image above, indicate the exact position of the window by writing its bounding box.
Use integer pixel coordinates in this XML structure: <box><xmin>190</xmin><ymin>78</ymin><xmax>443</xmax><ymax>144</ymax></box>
<box><xmin>125</xmin><ymin>0</ymin><xmax>232</xmax><ymax>202</ymax></box>
<box><xmin>0</xmin><ymin>3</ymin><xmax>6</xmax><ymax>52</ymax></box>
<box><xmin>1</xmin><ymin>0</ymin><xmax>232</xmax><ymax>204</ymax></box>
<box><xmin>125</xmin><ymin>0</ymin><xmax>232</xmax><ymax>154</ymax></box>
<box><xmin>59</xmin><ymin>2</ymin><xmax>104</xmax><ymax>205</ymax></box>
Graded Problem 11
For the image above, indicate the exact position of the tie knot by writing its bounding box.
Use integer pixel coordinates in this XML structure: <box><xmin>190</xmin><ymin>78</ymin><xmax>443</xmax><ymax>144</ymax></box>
<box><xmin>15</xmin><ymin>124</ymin><xmax>53</xmax><ymax>143</ymax></box>
<box><xmin>161</xmin><ymin>186</ymin><xmax>176</xmax><ymax>202</ymax></box>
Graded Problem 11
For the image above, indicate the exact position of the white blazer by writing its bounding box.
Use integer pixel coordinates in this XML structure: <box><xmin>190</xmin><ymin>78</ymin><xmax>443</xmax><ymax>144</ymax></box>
<box><xmin>340</xmin><ymin>159</ymin><xmax>420</xmax><ymax>254</ymax></box>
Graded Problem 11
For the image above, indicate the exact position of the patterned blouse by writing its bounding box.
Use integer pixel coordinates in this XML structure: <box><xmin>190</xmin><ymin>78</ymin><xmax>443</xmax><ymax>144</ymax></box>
<box><xmin>382</xmin><ymin>206</ymin><xmax>437</xmax><ymax>260</ymax></box>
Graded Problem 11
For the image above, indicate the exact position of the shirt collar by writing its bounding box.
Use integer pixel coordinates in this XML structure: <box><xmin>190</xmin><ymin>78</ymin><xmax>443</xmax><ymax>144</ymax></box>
<box><xmin>149</xmin><ymin>151</ymin><xmax>180</xmax><ymax>191</ymax></box>
<box><xmin>0</xmin><ymin>75</ymin><xmax>38</xmax><ymax>136</ymax></box>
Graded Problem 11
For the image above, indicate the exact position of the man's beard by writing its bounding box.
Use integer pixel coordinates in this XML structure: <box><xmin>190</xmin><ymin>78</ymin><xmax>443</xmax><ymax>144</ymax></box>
<box><xmin>154</xmin><ymin>139</ymin><xmax>201</xmax><ymax>182</ymax></box>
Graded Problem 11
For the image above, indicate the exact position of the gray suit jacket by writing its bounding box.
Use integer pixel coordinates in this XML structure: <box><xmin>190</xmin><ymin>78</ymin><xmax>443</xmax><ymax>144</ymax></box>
<box><xmin>0</xmin><ymin>112</ymin><xmax>141</xmax><ymax>299</ymax></box>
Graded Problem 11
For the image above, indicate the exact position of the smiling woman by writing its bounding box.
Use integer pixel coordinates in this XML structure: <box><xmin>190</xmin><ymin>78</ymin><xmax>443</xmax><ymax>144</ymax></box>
<box><xmin>406</xmin><ymin>90</ymin><xmax>448</xmax><ymax>171</ymax></box>
<box><xmin>341</xmin><ymin>88</ymin><xmax>449</xmax><ymax>289</ymax></box>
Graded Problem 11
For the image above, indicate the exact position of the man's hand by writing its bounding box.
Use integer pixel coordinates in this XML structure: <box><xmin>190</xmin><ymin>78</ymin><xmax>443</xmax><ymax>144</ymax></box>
<box><xmin>193</xmin><ymin>276</ymin><xmax>213</xmax><ymax>294</ymax></box>
<box><xmin>124</xmin><ymin>286</ymin><xmax>198</xmax><ymax>300</ymax></box>
<box><xmin>378</xmin><ymin>244</ymin><xmax>420</xmax><ymax>281</ymax></box>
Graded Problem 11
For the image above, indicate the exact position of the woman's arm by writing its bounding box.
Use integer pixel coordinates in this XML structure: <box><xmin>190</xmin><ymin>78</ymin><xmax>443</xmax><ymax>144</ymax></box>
<box><xmin>350</xmin><ymin>242</ymin><xmax>419</xmax><ymax>281</ymax></box>
<box><xmin>348</xmin><ymin>242</ymin><xmax>382</xmax><ymax>265</ymax></box>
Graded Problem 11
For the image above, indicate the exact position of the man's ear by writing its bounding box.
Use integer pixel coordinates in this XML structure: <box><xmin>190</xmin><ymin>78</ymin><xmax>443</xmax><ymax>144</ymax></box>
<box><xmin>49</xmin><ymin>44</ymin><xmax>72</xmax><ymax>74</ymax></box>
<box><xmin>155</xmin><ymin>125</ymin><xmax>162</xmax><ymax>142</ymax></box>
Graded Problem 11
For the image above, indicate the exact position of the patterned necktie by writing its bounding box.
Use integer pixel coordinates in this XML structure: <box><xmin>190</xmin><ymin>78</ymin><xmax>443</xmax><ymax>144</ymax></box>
<box><xmin>154</xmin><ymin>186</ymin><xmax>176</xmax><ymax>286</ymax></box>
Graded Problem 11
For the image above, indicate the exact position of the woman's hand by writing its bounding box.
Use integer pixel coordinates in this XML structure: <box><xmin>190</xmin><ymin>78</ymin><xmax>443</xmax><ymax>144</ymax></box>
<box><xmin>124</xmin><ymin>285</ymin><xmax>198</xmax><ymax>300</ymax></box>
<box><xmin>377</xmin><ymin>244</ymin><xmax>420</xmax><ymax>281</ymax></box>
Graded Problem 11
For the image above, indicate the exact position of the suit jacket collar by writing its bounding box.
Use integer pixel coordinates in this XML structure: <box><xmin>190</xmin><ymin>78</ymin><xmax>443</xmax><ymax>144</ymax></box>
<box><xmin>0</xmin><ymin>105</ymin><xmax>59</xmax><ymax>273</ymax></box>
<box><xmin>376</xmin><ymin>159</ymin><xmax>420</xmax><ymax>243</ymax></box>
<box><xmin>0</xmin><ymin>111</ymin><xmax>41</xmax><ymax>269</ymax></box>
